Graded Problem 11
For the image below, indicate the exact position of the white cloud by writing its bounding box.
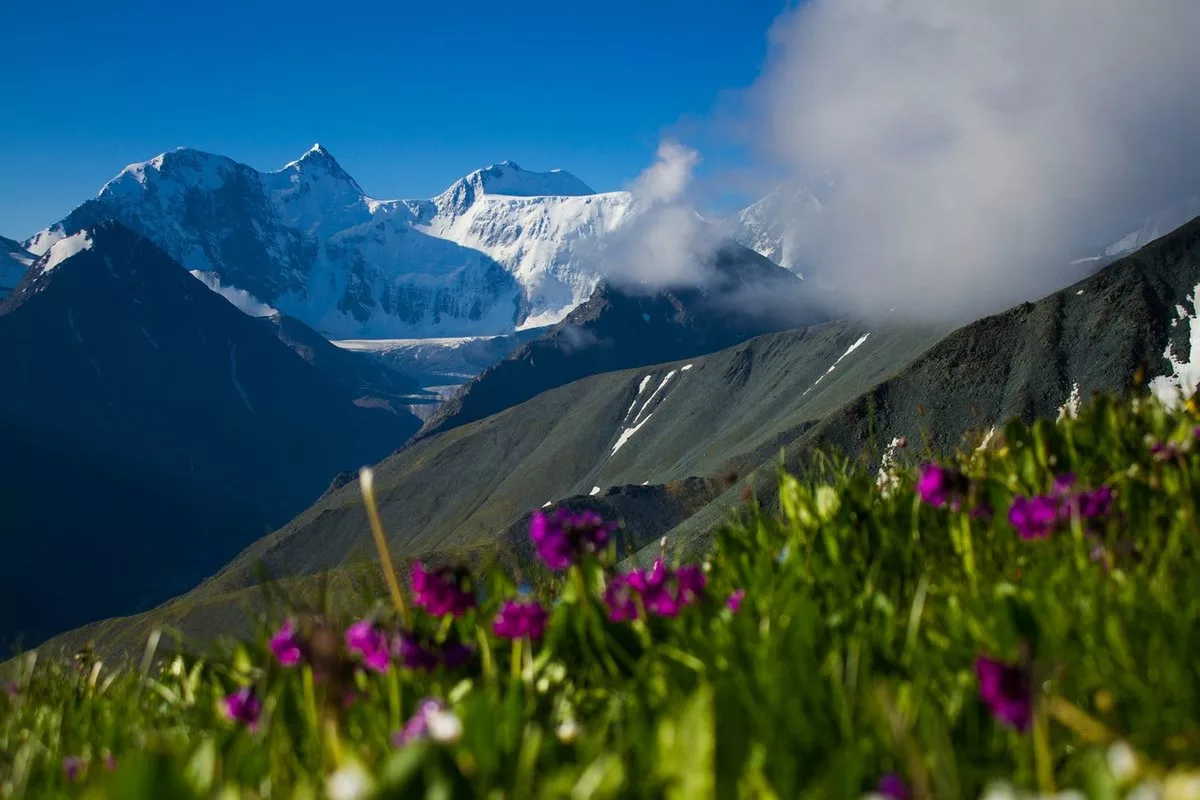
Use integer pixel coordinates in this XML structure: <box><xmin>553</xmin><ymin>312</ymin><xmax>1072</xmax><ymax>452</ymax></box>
<box><xmin>752</xmin><ymin>0</ymin><xmax>1200</xmax><ymax>320</ymax></box>
<box><xmin>631</xmin><ymin>140</ymin><xmax>700</xmax><ymax>205</ymax></box>
<box><xmin>585</xmin><ymin>140</ymin><xmax>721</xmax><ymax>290</ymax></box>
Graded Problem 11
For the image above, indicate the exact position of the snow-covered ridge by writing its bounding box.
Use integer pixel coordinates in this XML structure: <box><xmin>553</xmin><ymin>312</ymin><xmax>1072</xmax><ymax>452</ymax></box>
<box><xmin>26</xmin><ymin>146</ymin><xmax>634</xmax><ymax>338</ymax></box>
<box><xmin>189</xmin><ymin>271</ymin><xmax>277</xmax><ymax>317</ymax></box>
<box><xmin>42</xmin><ymin>231</ymin><xmax>93</xmax><ymax>274</ymax></box>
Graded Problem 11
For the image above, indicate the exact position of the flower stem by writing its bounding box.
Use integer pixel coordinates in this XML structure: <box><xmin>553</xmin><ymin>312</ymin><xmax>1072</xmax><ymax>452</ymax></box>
<box><xmin>358</xmin><ymin>467</ymin><xmax>409</xmax><ymax>626</ymax></box>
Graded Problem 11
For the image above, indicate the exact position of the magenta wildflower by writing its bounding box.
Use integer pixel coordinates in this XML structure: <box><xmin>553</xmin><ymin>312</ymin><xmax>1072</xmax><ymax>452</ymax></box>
<box><xmin>103</xmin><ymin>754</ymin><xmax>117</xmax><ymax>772</ymax></box>
<box><xmin>604</xmin><ymin>573</ymin><xmax>641</xmax><ymax>622</ymax></box>
<box><xmin>493</xmin><ymin>600</ymin><xmax>549</xmax><ymax>640</ymax></box>
<box><xmin>629</xmin><ymin>560</ymin><xmax>706</xmax><ymax>618</ymax></box>
<box><xmin>63</xmin><ymin>757</ymin><xmax>84</xmax><ymax>782</ymax></box>
<box><xmin>269</xmin><ymin>619</ymin><xmax>302</xmax><ymax>667</ymax></box>
<box><xmin>392</xmin><ymin>632</ymin><xmax>439</xmax><ymax>672</ymax></box>
<box><xmin>411</xmin><ymin>561</ymin><xmax>477</xmax><ymax>617</ymax></box>
<box><xmin>975</xmin><ymin>656</ymin><xmax>1032</xmax><ymax>732</ymax></box>
<box><xmin>224</xmin><ymin>686</ymin><xmax>263</xmax><ymax>730</ymax></box>
<box><xmin>877</xmin><ymin>773</ymin><xmax>911</xmax><ymax>800</ymax></box>
<box><xmin>1009</xmin><ymin>495</ymin><xmax>1060</xmax><ymax>540</ymax></box>
<box><xmin>727</xmin><ymin>589</ymin><xmax>745</xmax><ymax>613</ymax></box>
<box><xmin>345</xmin><ymin>620</ymin><xmax>391</xmax><ymax>673</ymax></box>
<box><xmin>916</xmin><ymin>463</ymin><xmax>969</xmax><ymax>509</ymax></box>
<box><xmin>530</xmin><ymin>508</ymin><xmax>615</xmax><ymax>571</ymax></box>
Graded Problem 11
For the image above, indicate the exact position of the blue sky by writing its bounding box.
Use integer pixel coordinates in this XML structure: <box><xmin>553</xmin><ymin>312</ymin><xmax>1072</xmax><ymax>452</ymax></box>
<box><xmin>0</xmin><ymin>0</ymin><xmax>791</xmax><ymax>239</ymax></box>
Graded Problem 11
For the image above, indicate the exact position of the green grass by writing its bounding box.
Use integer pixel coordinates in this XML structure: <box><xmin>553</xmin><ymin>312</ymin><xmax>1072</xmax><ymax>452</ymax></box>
<box><xmin>4</xmin><ymin>390</ymin><xmax>1200</xmax><ymax>798</ymax></box>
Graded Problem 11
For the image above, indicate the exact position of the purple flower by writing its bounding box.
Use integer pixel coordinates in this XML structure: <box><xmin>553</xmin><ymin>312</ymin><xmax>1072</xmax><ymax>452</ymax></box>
<box><xmin>1009</xmin><ymin>495</ymin><xmax>1060</xmax><ymax>540</ymax></box>
<box><xmin>394</xmin><ymin>698</ymin><xmax>444</xmax><ymax>746</ymax></box>
<box><xmin>269</xmin><ymin>619</ymin><xmax>302</xmax><ymax>667</ymax></box>
<box><xmin>621</xmin><ymin>560</ymin><xmax>707</xmax><ymax>619</ymax></box>
<box><xmin>1052</xmin><ymin>472</ymin><xmax>1077</xmax><ymax>495</ymax></box>
<box><xmin>103</xmin><ymin>754</ymin><xmax>117</xmax><ymax>772</ymax></box>
<box><xmin>1075</xmin><ymin>485</ymin><xmax>1113</xmax><ymax>520</ymax></box>
<box><xmin>345</xmin><ymin>620</ymin><xmax>391</xmax><ymax>673</ymax></box>
<box><xmin>440</xmin><ymin>640</ymin><xmax>476</xmax><ymax>670</ymax></box>
<box><xmin>975</xmin><ymin>656</ymin><xmax>1032</xmax><ymax>732</ymax></box>
<box><xmin>224</xmin><ymin>686</ymin><xmax>263</xmax><ymax>730</ymax></box>
<box><xmin>63</xmin><ymin>756</ymin><xmax>84</xmax><ymax>782</ymax></box>
<box><xmin>877</xmin><ymin>773</ymin><xmax>910</xmax><ymax>800</ymax></box>
<box><xmin>916</xmin><ymin>463</ymin><xmax>969</xmax><ymax>509</ymax></box>
<box><xmin>727</xmin><ymin>589</ymin><xmax>745</xmax><ymax>613</ymax></box>
<box><xmin>411</xmin><ymin>561</ymin><xmax>477</xmax><ymax>617</ymax></box>
<box><xmin>604</xmin><ymin>573</ymin><xmax>641</xmax><ymax>622</ymax></box>
<box><xmin>493</xmin><ymin>600</ymin><xmax>549</xmax><ymax>640</ymax></box>
<box><xmin>530</xmin><ymin>509</ymin><xmax>615</xmax><ymax>571</ymax></box>
<box><xmin>3</xmin><ymin>682</ymin><xmax>17</xmax><ymax>699</ymax></box>
<box><xmin>392</xmin><ymin>633</ymin><xmax>438</xmax><ymax>672</ymax></box>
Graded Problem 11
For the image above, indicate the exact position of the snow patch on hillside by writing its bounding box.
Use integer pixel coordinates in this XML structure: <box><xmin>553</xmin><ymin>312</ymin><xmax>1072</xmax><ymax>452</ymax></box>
<box><xmin>804</xmin><ymin>333</ymin><xmax>871</xmax><ymax>395</ymax></box>
<box><xmin>612</xmin><ymin>413</ymin><xmax>655</xmax><ymax>456</ymax></box>
<box><xmin>624</xmin><ymin>375</ymin><xmax>653</xmax><ymax>419</ymax></box>
<box><xmin>1057</xmin><ymin>383</ymin><xmax>1082</xmax><ymax>421</ymax></box>
<box><xmin>1150</xmin><ymin>283</ymin><xmax>1200</xmax><ymax>407</ymax></box>
<box><xmin>635</xmin><ymin>370</ymin><xmax>677</xmax><ymax>423</ymax></box>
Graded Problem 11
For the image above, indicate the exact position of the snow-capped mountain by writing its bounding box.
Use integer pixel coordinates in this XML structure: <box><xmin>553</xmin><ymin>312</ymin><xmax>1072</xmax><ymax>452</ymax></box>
<box><xmin>1</xmin><ymin>235</ymin><xmax>35</xmax><ymax>299</ymax></box>
<box><xmin>724</xmin><ymin>181</ymin><xmax>830</xmax><ymax>279</ymax></box>
<box><xmin>26</xmin><ymin>147</ymin><xmax>635</xmax><ymax>337</ymax></box>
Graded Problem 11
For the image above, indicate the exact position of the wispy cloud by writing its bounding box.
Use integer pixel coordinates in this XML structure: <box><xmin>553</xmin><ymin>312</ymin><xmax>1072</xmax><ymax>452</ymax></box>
<box><xmin>747</xmin><ymin>0</ymin><xmax>1200</xmax><ymax>320</ymax></box>
<box><xmin>585</xmin><ymin>141</ymin><xmax>722</xmax><ymax>290</ymax></box>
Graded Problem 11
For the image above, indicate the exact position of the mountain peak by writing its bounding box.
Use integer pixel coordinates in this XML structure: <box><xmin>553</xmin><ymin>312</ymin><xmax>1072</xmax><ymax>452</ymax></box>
<box><xmin>433</xmin><ymin>161</ymin><xmax>595</xmax><ymax>213</ymax></box>
<box><xmin>280</xmin><ymin>144</ymin><xmax>362</xmax><ymax>191</ymax></box>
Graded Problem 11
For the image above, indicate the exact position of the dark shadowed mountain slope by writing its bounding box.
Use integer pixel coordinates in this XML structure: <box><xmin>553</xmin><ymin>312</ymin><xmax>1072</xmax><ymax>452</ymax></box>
<box><xmin>0</xmin><ymin>222</ymin><xmax>420</xmax><ymax>647</ymax></box>
<box><xmin>415</xmin><ymin>242</ymin><xmax>821</xmax><ymax>440</ymax></box>
<box><xmin>253</xmin><ymin>312</ymin><xmax>421</xmax><ymax>412</ymax></box>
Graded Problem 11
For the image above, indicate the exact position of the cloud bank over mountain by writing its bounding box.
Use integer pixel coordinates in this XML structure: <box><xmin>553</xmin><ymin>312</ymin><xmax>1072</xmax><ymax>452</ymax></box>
<box><xmin>748</xmin><ymin>0</ymin><xmax>1200</xmax><ymax>320</ymax></box>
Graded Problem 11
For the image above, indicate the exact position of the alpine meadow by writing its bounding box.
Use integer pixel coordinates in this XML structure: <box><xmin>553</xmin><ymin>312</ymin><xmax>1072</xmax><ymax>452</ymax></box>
<box><xmin>4</xmin><ymin>1</ymin><xmax>1200</xmax><ymax>798</ymax></box>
